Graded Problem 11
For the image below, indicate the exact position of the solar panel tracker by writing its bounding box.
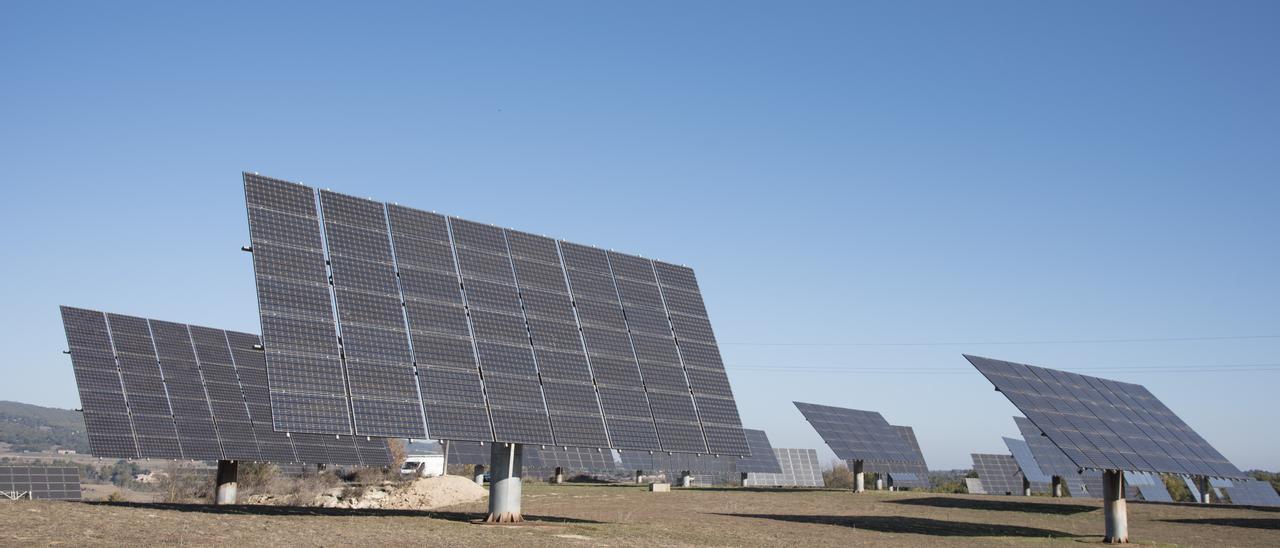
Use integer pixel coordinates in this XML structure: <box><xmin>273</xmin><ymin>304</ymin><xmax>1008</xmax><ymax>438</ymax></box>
<box><xmin>0</xmin><ymin>466</ymin><xmax>81</xmax><ymax>500</ymax></box>
<box><xmin>1222</xmin><ymin>479</ymin><xmax>1280</xmax><ymax>507</ymax></box>
<box><xmin>1004</xmin><ymin>437</ymin><xmax>1052</xmax><ymax>494</ymax></box>
<box><xmin>890</xmin><ymin>425</ymin><xmax>931</xmax><ymax>487</ymax></box>
<box><xmin>967</xmin><ymin>355</ymin><xmax>1244</xmax><ymax>479</ymax></box>
<box><xmin>965</xmin><ymin>477</ymin><xmax>986</xmax><ymax>495</ymax></box>
<box><xmin>971</xmin><ymin>453</ymin><xmax>1024</xmax><ymax>495</ymax></box>
<box><xmin>794</xmin><ymin>402</ymin><xmax>919</xmax><ymax>463</ymax></box>
<box><xmin>243</xmin><ymin>173</ymin><xmax>748</xmax><ymax>455</ymax></box>
<box><xmin>1124</xmin><ymin>472</ymin><xmax>1174</xmax><ymax>502</ymax></box>
<box><xmin>60</xmin><ymin>306</ymin><xmax>388</xmax><ymax>466</ymax></box>
<box><xmin>737</xmin><ymin>429</ymin><xmax>783</xmax><ymax>474</ymax></box>
<box><xmin>743</xmin><ymin>447</ymin><xmax>824</xmax><ymax>487</ymax></box>
<box><xmin>1014</xmin><ymin>416</ymin><xmax>1097</xmax><ymax>498</ymax></box>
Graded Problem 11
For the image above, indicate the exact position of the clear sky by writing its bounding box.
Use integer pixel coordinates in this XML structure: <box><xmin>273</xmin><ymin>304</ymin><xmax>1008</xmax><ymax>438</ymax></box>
<box><xmin>3</xmin><ymin>1</ymin><xmax>1277</xmax><ymax>471</ymax></box>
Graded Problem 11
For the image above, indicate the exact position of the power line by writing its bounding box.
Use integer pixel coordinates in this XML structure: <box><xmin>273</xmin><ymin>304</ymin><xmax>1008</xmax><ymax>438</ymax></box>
<box><xmin>719</xmin><ymin>334</ymin><xmax>1280</xmax><ymax>347</ymax></box>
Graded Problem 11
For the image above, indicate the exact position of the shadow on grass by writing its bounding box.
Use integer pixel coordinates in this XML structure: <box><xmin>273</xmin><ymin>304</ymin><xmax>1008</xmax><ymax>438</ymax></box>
<box><xmin>890</xmin><ymin>496</ymin><xmax>1097</xmax><ymax>515</ymax></box>
<box><xmin>1160</xmin><ymin>518</ymin><xmax>1280</xmax><ymax>531</ymax></box>
<box><xmin>716</xmin><ymin>513</ymin><xmax>1077</xmax><ymax>538</ymax></box>
<box><xmin>83</xmin><ymin>501</ymin><xmax>601</xmax><ymax>523</ymax></box>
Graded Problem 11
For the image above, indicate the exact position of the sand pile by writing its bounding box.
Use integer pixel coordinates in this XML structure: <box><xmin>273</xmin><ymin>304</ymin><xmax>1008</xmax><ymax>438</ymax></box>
<box><xmin>314</xmin><ymin>475</ymin><xmax>488</xmax><ymax>510</ymax></box>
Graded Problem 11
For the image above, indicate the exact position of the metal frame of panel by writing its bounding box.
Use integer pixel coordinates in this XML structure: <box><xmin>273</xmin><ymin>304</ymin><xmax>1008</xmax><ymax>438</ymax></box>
<box><xmin>971</xmin><ymin>453</ymin><xmax>1024</xmax><ymax>495</ymax></box>
<box><xmin>794</xmin><ymin>402</ymin><xmax>919</xmax><ymax>464</ymax></box>
<box><xmin>0</xmin><ymin>466</ymin><xmax>81</xmax><ymax>500</ymax></box>
<box><xmin>737</xmin><ymin>429</ymin><xmax>783</xmax><ymax>474</ymax></box>
<box><xmin>967</xmin><ymin>355</ymin><xmax>1244</xmax><ymax>479</ymax></box>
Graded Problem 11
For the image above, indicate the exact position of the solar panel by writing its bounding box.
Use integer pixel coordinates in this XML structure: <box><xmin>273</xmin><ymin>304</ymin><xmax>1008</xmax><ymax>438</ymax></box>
<box><xmin>968</xmin><ymin>355</ymin><xmax>1244</xmax><ymax>479</ymax></box>
<box><xmin>764</xmin><ymin>448</ymin><xmax>825</xmax><ymax>487</ymax></box>
<box><xmin>525</xmin><ymin>446</ymin><xmax>617</xmax><ymax>472</ymax></box>
<box><xmin>1124</xmin><ymin>472</ymin><xmax>1174</xmax><ymax>502</ymax></box>
<box><xmin>1222</xmin><ymin>479</ymin><xmax>1280</xmax><ymax>507</ymax></box>
<box><xmin>891</xmin><ymin>425</ymin><xmax>931</xmax><ymax>487</ymax></box>
<box><xmin>971</xmin><ymin>453</ymin><xmax>1024</xmax><ymax>495</ymax></box>
<box><xmin>61</xmin><ymin>306</ymin><xmax>379</xmax><ymax>466</ymax></box>
<box><xmin>244</xmin><ymin>174</ymin><xmax>351</xmax><ymax>434</ymax></box>
<box><xmin>445</xmin><ymin>441</ymin><xmax>493</xmax><ymax>466</ymax></box>
<box><xmin>1015</xmin><ymin>416</ymin><xmax>1098</xmax><ymax>498</ymax></box>
<box><xmin>737</xmin><ymin>429</ymin><xmax>783</xmax><ymax>474</ymax></box>
<box><xmin>794</xmin><ymin>402</ymin><xmax>919</xmax><ymax>464</ymax></box>
<box><xmin>1003</xmin><ymin>437</ymin><xmax>1052</xmax><ymax>493</ymax></box>
<box><xmin>0</xmin><ymin>466</ymin><xmax>81</xmax><ymax>500</ymax></box>
<box><xmin>965</xmin><ymin>477</ymin><xmax>987</xmax><ymax>494</ymax></box>
<box><xmin>243</xmin><ymin>174</ymin><xmax>748</xmax><ymax>455</ymax></box>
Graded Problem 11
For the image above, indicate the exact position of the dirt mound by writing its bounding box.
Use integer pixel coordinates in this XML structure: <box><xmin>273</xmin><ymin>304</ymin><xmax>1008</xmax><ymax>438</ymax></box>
<box><xmin>314</xmin><ymin>475</ymin><xmax>488</xmax><ymax>510</ymax></box>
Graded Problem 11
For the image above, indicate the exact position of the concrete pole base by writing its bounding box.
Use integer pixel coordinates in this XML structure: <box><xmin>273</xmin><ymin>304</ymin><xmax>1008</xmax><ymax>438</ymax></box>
<box><xmin>679</xmin><ymin>472</ymin><xmax>692</xmax><ymax>488</ymax></box>
<box><xmin>554</xmin><ymin>466</ymin><xmax>564</xmax><ymax>484</ymax></box>
<box><xmin>214</xmin><ymin>460</ymin><xmax>238</xmax><ymax>505</ymax></box>
<box><xmin>1103</xmin><ymin>470</ymin><xmax>1129</xmax><ymax>544</ymax></box>
<box><xmin>853</xmin><ymin>460</ymin><xmax>865</xmax><ymax>493</ymax></box>
<box><xmin>635</xmin><ymin>470</ymin><xmax>643</xmax><ymax>484</ymax></box>
<box><xmin>485</xmin><ymin>444</ymin><xmax>523</xmax><ymax>523</ymax></box>
<box><xmin>1053</xmin><ymin>478</ymin><xmax>1063</xmax><ymax>498</ymax></box>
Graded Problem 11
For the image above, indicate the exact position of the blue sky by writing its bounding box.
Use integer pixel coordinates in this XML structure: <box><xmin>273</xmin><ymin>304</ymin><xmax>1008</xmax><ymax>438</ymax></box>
<box><xmin>3</xmin><ymin>1</ymin><xmax>1277</xmax><ymax>470</ymax></box>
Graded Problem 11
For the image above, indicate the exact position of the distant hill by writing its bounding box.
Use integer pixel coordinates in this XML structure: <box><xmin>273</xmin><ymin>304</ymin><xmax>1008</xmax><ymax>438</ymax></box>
<box><xmin>0</xmin><ymin>400</ymin><xmax>89</xmax><ymax>453</ymax></box>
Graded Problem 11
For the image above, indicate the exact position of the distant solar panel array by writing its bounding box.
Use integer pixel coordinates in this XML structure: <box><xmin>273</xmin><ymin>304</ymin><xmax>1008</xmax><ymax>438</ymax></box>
<box><xmin>967</xmin><ymin>355</ymin><xmax>1243</xmax><ymax>479</ymax></box>
<box><xmin>1003</xmin><ymin>437</ymin><xmax>1051</xmax><ymax>494</ymax></box>
<box><xmin>1124</xmin><ymin>472</ymin><xmax>1174</xmax><ymax>502</ymax></box>
<box><xmin>243</xmin><ymin>174</ymin><xmax>748</xmax><ymax>456</ymax></box>
<box><xmin>527</xmin><ymin>446</ymin><xmax>617</xmax><ymax>472</ymax></box>
<box><xmin>793</xmin><ymin>402</ymin><xmax>920</xmax><ymax>464</ymax></box>
<box><xmin>971</xmin><ymin>453</ymin><xmax>1023</xmax><ymax>496</ymax></box>
<box><xmin>1223</xmin><ymin>479</ymin><xmax>1280</xmax><ymax>507</ymax></box>
<box><xmin>0</xmin><ymin>466</ymin><xmax>80</xmax><ymax>501</ymax></box>
<box><xmin>60</xmin><ymin>307</ymin><xmax>390</xmax><ymax>466</ymax></box>
<box><xmin>743</xmin><ymin>448</ymin><xmax>824</xmax><ymax>488</ymax></box>
<box><xmin>1013</xmin><ymin>416</ymin><xmax>1093</xmax><ymax>497</ymax></box>
<box><xmin>865</xmin><ymin>426</ymin><xmax>930</xmax><ymax>489</ymax></box>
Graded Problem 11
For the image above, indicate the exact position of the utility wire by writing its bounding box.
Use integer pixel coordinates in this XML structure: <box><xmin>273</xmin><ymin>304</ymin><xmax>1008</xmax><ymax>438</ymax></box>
<box><xmin>720</xmin><ymin>334</ymin><xmax>1280</xmax><ymax>347</ymax></box>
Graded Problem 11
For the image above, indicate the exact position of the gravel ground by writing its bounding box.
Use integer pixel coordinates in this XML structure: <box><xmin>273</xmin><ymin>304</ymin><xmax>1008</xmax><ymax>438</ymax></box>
<box><xmin>2</xmin><ymin>484</ymin><xmax>1277</xmax><ymax>547</ymax></box>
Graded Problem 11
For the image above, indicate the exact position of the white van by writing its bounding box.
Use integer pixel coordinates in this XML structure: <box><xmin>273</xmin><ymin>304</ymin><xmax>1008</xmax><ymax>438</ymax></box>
<box><xmin>400</xmin><ymin>454</ymin><xmax>446</xmax><ymax>478</ymax></box>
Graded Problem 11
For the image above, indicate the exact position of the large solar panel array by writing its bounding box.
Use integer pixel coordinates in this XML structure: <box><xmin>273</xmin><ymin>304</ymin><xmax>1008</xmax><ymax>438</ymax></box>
<box><xmin>60</xmin><ymin>307</ymin><xmax>390</xmax><ymax>466</ymax></box>
<box><xmin>793</xmin><ymin>402</ymin><xmax>919</xmax><ymax>464</ymax></box>
<box><xmin>618</xmin><ymin>451</ymin><xmax>737</xmax><ymax>475</ymax></box>
<box><xmin>526</xmin><ymin>446</ymin><xmax>618</xmax><ymax>472</ymax></box>
<box><xmin>971</xmin><ymin>453</ymin><xmax>1024</xmax><ymax>496</ymax></box>
<box><xmin>0</xmin><ymin>466</ymin><xmax>81</xmax><ymax>501</ymax></box>
<box><xmin>737</xmin><ymin>429</ymin><xmax>783</xmax><ymax>474</ymax></box>
<box><xmin>1222</xmin><ymin>479</ymin><xmax>1280</xmax><ymax>507</ymax></box>
<box><xmin>1003</xmin><ymin>437</ymin><xmax>1052</xmax><ymax>494</ymax></box>
<box><xmin>743</xmin><ymin>448</ymin><xmax>824</xmax><ymax>488</ymax></box>
<box><xmin>967</xmin><ymin>355</ymin><xmax>1244</xmax><ymax>478</ymax></box>
<box><xmin>243</xmin><ymin>173</ymin><xmax>748</xmax><ymax>455</ymax></box>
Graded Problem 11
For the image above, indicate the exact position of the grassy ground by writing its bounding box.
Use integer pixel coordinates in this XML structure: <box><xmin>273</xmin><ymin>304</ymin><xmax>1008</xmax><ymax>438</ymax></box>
<box><xmin>2</xmin><ymin>484</ymin><xmax>1277</xmax><ymax>546</ymax></box>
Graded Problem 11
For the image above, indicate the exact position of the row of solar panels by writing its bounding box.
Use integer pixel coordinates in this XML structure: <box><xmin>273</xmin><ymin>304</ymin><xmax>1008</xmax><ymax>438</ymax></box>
<box><xmin>60</xmin><ymin>307</ymin><xmax>391</xmax><ymax>466</ymax></box>
<box><xmin>0</xmin><ymin>466</ymin><xmax>81</xmax><ymax>501</ymax></box>
<box><xmin>243</xmin><ymin>174</ymin><xmax>749</xmax><ymax>456</ymax></box>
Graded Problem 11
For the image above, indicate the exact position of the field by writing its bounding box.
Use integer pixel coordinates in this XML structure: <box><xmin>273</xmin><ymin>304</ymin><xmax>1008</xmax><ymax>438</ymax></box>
<box><xmin>3</xmin><ymin>484</ymin><xmax>1277</xmax><ymax>547</ymax></box>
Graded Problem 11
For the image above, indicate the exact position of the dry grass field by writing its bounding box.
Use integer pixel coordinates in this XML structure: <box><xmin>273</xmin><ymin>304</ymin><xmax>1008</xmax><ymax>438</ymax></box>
<box><xmin>3</xmin><ymin>484</ymin><xmax>1278</xmax><ymax>547</ymax></box>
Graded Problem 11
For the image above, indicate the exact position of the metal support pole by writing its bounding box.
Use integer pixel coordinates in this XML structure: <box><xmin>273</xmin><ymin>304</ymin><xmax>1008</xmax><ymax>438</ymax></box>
<box><xmin>214</xmin><ymin>460</ymin><xmax>238</xmax><ymax>505</ymax></box>
<box><xmin>875</xmin><ymin>476</ymin><xmax>884</xmax><ymax>491</ymax></box>
<box><xmin>1103</xmin><ymin>470</ymin><xmax>1128</xmax><ymax>544</ymax></box>
<box><xmin>635</xmin><ymin>470</ymin><xmax>643</xmax><ymax>484</ymax></box>
<box><xmin>442</xmin><ymin>440</ymin><xmax>450</xmax><ymax>474</ymax></box>
<box><xmin>554</xmin><ymin>466</ymin><xmax>564</xmax><ymax>484</ymax></box>
<box><xmin>1023</xmin><ymin>477</ymin><xmax>1032</xmax><ymax>497</ymax></box>
<box><xmin>486</xmin><ymin>443</ymin><xmax>523</xmax><ymax>523</ymax></box>
<box><xmin>1053</xmin><ymin>476</ymin><xmax>1063</xmax><ymax>498</ymax></box>
<box><xmin>1196</xmin><ymin>476</ymin><xmax>1212</xmax><ymax>504</ymax></box>
<box><xmin>853</xmin><ymin>460</ymin><xmax>865</xmax><ymax>493</ymax></box>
